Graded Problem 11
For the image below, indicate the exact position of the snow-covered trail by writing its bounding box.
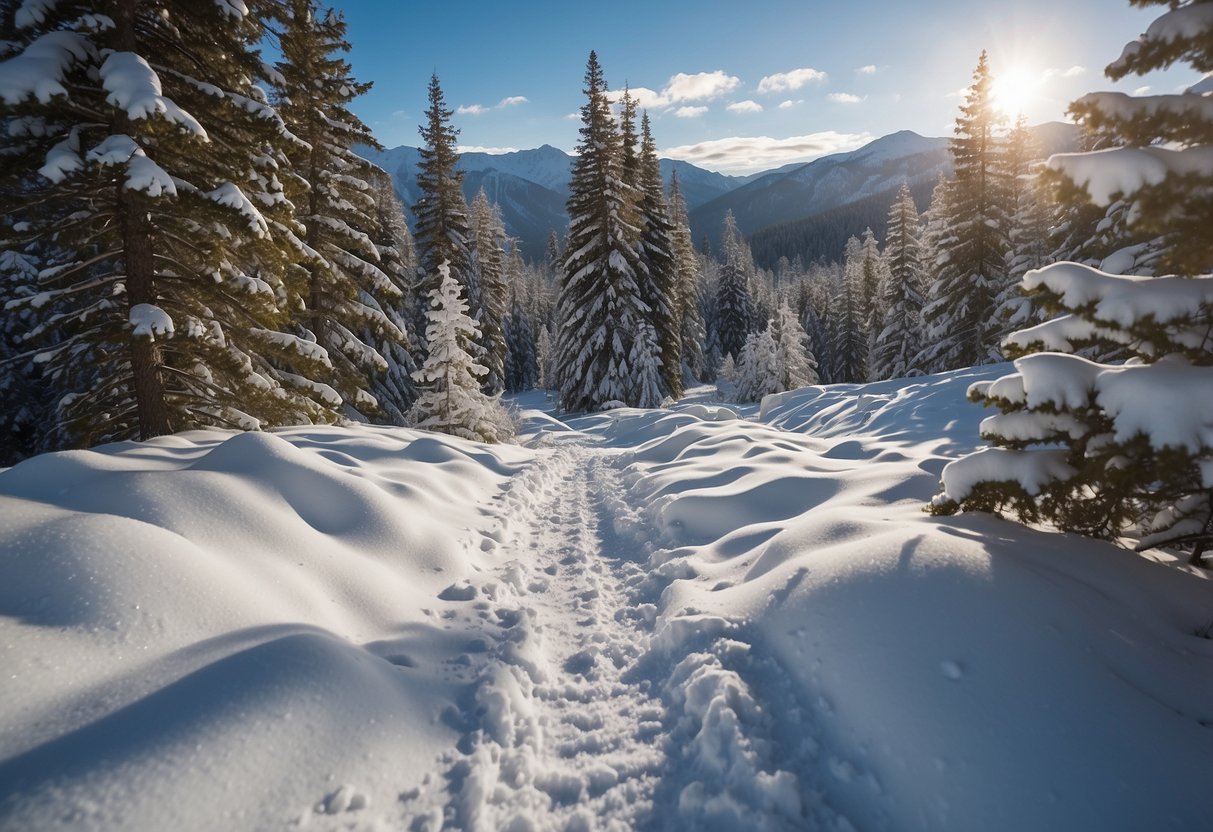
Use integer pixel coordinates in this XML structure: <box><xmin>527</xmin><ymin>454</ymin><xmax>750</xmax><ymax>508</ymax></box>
<box><xmin>402</xmin><ymin>441</ymin><xmax>668</xmax><ymax>830</ymax></box>
<box><xmin>400</xmin><ymin>435</ymin><xmax>818</xmax><ymax>831</ymax></box>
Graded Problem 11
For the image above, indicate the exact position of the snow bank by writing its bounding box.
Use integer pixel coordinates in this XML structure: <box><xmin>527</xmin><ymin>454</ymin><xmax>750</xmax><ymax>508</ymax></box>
<box><xmin>610</xmin><ymin>367</ymin><xmax>1213</xmax><ymax>831</ymax></box>
<box><xmin>0</xmin><ymin>424</ymin><xmax>530</xmax><ymax>830</ymax></box>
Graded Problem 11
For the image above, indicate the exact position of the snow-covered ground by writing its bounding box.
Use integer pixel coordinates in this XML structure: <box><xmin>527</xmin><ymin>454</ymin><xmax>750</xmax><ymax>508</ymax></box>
<box><xmin>2</xmin><ymin>369</ymin><xmax>1211</xmax><ymax>831</ymax></box>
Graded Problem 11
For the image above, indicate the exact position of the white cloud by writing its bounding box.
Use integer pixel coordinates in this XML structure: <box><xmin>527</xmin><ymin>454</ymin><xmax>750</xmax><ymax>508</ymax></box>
<box><xmin>778</xmin><ymin>99</ymin><xmax>802</xmax><ymax>110</ymax></box>
<box><xmin>564</xmin><ymin>111</ymin><xmax>581</xmax><ymax>120</ymax></box>
<box><xmin>757</xmin><ymin>67</ymin><xmax>828</xmax><ymax>94</ymax></box>
<box><xmin>456</xmin><ymin>145</ymin><xmax>519</xmax><ymax>155</ymax></box>
<box><xmin>666</xmin><ymin>70</ymin><xmax>741</xmax><ymax>102</ymax></box>
<box><xmin>674</xmin><ymin>106</ymin><xmax>709</xmax><ymax>118</ymax></box>
<box><xmin>727</xmin><ymin>100</ymin><xmax>763</xmax><ymax>114</ymax></box>
<box><xmin>857</xmin><ymin>64</ymin><xmax>878</xmax><ymax>74</ymax></box>
<box><xmin>611</xmin><ymin>86</ymin><xmax>666</xmax><ymax>109</ymax></box>
<box><xmin>455</xmin><ymin>95</ymin><xmax>528</xmax><ymax>116</ymax></box>
<box><xmin>661</xmin><ymin>131</ymin><xmax>873</xmax><ymax>174</ymax></box>
<box><xmin>1134</xmin><ymin>85</ymin><xmax>1152</xmax><ymax>95</ymax></box>
<box><xmin>1063</xmin><ymin>65</ymin><xmax>1086</xmax><ymax>78</ymax></box>
<box><xmin>611</xmin><ymin>71</ymin><xmax>741</xmax><ymax>110</ymax></box>
<box><xmin>828</xmin><ymin>92</ymin><xmax>864</xmax><ymax>104</ymax></box>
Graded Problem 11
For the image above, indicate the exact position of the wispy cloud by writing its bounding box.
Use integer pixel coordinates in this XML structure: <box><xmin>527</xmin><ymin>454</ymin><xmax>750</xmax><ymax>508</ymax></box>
<box><xmin>456</xmin><ymin>145</ymin><xmax>519</xmax><ymax>155</ymax></box>
<box><xmin>778</xmin><ymin>99</ymin><xmax>802</xmax><ymax>110</ymax></box>
<box><xmin>857</xmin><ymin>64</ymin><xmax>878</xmax><ymax>74</ymax></box>
<box><xmin>1043</xmin><ymin>65</ymin><xmax>1087</xmax><ymax>80</ymax></box>
<box><xmin>661</xmin><ymin>131</ymin><xmax>873</xmax><ymax>174</ymax></box>
<box><xmin>828</xmin><ymin>92</ymin><xmax>864</xmax><ymax>104</ymax></box>
<box><xmin>609</xmin><ymin>71</ymin><xmax>741</xmax><ymax>110</ymax></box>
<box><xmin>456</xmin><ymin>95</ymin><xmax>529</xmax><ymax>116</ymax></box>
<box><xmin>757</xmin><ymin>67</ymin><xmax>828</xmax><ymax>94</ymax></box>
<box><xmin>727</xmin><ymin>100</ymin><xmax>763</xmax><ymax>114</ymax></box>
<box><xmin>674</xmin><ymin>105</ymin><xmax>709</xmax><ymax>118</ymax></box>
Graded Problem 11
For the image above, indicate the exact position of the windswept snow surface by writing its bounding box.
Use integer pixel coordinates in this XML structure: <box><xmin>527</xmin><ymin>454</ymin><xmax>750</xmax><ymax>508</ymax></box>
<box><xmin>2</xmin><ymin>372</ymin><xmax>1212</xmax><ymax>830</ymax></box>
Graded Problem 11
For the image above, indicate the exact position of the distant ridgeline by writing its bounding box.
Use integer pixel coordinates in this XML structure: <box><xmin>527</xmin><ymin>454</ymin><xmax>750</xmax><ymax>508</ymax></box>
<box><xmin>360</xmin><ymin>122</ymin><xmax>1077</xmax><ymax>267</ymax></box>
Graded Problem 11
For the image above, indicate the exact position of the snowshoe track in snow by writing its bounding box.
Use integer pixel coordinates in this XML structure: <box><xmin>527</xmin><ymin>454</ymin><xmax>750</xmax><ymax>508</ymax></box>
<box><xmin>400</xmin><ymin>435</ymin><xmax>845</xmax><ymax>831</ymax></box>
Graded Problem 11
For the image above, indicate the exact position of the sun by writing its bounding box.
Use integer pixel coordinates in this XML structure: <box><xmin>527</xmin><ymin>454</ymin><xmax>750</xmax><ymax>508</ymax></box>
<box><xmin>992</xmin><ymin>65</ymin><xmax>1041</xmax><ymax>119</ymax></box>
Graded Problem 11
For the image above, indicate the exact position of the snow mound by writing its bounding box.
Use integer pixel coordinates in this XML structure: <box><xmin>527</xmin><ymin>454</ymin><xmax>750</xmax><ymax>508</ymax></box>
<box><xmin>0</xmin><ymin>424</ymin><xmax>530</xmax><ymax>830</ymax></box>
<box><xmin>613</xmin><ymin>367</ymin><xmax>1213</xmax><ymax>831</ymax></box>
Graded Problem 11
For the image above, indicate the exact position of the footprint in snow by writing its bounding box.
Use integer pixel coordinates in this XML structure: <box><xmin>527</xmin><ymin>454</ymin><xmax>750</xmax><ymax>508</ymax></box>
<box><xmin>316</xmin><ymin>784</ymin><xmax>368</xmax><ymax>814</ymax></box>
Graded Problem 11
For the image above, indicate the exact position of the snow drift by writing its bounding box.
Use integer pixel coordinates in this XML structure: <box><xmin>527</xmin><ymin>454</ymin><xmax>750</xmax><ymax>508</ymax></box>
<box><xmin>1</xmin><ymin>370</ymin><xmax>1211</xmax><ymax>831</ymax></box>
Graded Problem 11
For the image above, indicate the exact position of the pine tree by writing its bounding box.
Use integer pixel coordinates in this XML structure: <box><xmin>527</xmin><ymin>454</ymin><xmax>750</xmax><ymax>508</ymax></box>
<box><xmin>772</xmin><ymin>299</ymin><xmax>817</xmax><ymax>390</ymax></box>
<box><xmin>921</xmin><ymin>51</ymin><xmax>1011</xmax><ymax>371</ymax></box>
<box><xmin>536</xmin><ymin>325</ymin><xmax>555</xmax><ymax>391</ymax></box>
<box><xmin>277</xmin><ymin>0</ymin><xmax>406</xmax><ymax>419</ymax></box>
<box><xmin>733</xmin><ymin>326</ymin><xmax>778</xmax><ymax>404</ymax></box>
<box><xmin>716</xmin><ymin>210</ymin><xmax>754</xmax><ymax>361</ymax></box>
<box><xmin>830</xmin><ymin>236</ymin><xmax>869</xmax><ymax>383</ymax></box>
<box><xmin>0</xmin><ymin>0</ymin><xmax>331</xmax><ymax>447</ymax></box>
<box><xmin>858</xmin><ymin>226</ymin><xmax>890</xmax><ymax>375</ymax></box>
<box><xmin>468</xmin><ymin>189</ymin><xmax>508</xmax><ymax>394</ymax></box>
<box><xmin>556</xmin><ymin>51</ymin><xmax>649</xmax><ymax>411</ymax></box>
<box><xmin>413</xmin><ymin>74</ymin><xmax>473</xmax><ymax>344</ymax></box>
<box><xmin>635</xmin><ymin>113</ymin><xmax>681</xmax><ymax>398</ymax></box>
<box><xmin>992</xmin><ymin>116</ymin><xmax>1049</xmax><ymax>343</ymax></box>
<box><xmin>503</xmin><ymin>286</ymin><xmax>538</xmax><ymax>392</ymax></box>
<box><xmin>365</xmin><ymin>172</ymin><xmax>418</xmax><ymax>422</ymax></box>
<box><xmin>934</xmin><ymin>2</ymin><xmax>1213</xmax><ymax>565</ymax></box>
<box><xmin>668</xmin><ymin>173</ymin><xmax>707</xmax><ymax>385</ymax></box>
<box><xmin>872</xmin><ymin>183</ymin><xmax>926</xmax><ymax>380</ymax></box>
<box><xmin>408</xmin><ymin>262</ymin><xmax>512</xmax><ymax>443</ymax></box>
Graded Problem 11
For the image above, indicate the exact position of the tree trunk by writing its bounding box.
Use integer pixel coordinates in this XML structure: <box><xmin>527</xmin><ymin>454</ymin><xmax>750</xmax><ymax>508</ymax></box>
<box><xmin>115</xmin><ymin>0</ymin><xmax>170</xmax><ymax>440</ymax></box>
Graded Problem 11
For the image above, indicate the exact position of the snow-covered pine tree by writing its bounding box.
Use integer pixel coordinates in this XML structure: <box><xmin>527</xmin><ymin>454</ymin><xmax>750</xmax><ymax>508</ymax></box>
<box><xmin>0</xmin><ymin>0</ymin><xmax>333</xmax><ymax>446</ymax></box>
<box><xmin>413</xmin><ymin>74</ymin><xmax>473</xmax><ymax>347</ymax></box>
<box><xmin>556</xmin><ymin>51</ymin><xmax>649</xmax><ymax>411</ymax></box>
<box><xmin>408</xmin><ymin>262</ymin><xmax>512</xmax><ymax>443</ymax></box>
<box><xmin>733</xmin><ymin>326</ymin><xmax>779</xmax><ymax>404</ymax></box>
<box><xmin>830</xmin><ymin>236</ymin><xmax>869</xmax><ymax>383</ymax></box>
<box><xmin>468</xmin><ymin>189</ymin><xmax>508</xmax><ymax>394</ymax></box>
<box><xmin>536</xmin><ymin>325</ymin><xmax>555</xmax><ymax>391</ymax></box>
<box><xmin>872</xmin><ymin>182</ymin><xmax>926</xmax><ymax>380</ymax></box>
<box><xmin>364</xmin><ymin>171</ymin><xmax>418</xmax><ymax>422</ymax></box>
<box><xmin>668</xmin><ymin>172</ymin><xmax>707</xmax><ymax>385</ymax></box>
<box><xmin>545</xmin><ymin>230</ymin><xmax>563</xmax><ymax>281</ymax></box>
<box><xmin>772</xmin><ymin>298</ymin><xmax>817</xmax><ymax>390</ymax></box>
<box><xmin>0</xmin><ymin>243</ymin><xmax>44</xmax><ymax>462</ymax></box>
<box><xmin>277</xmin><ymin>0</ymin><xmax>407</xmax><ymax>420</ymax></box>
<box><xmin>858</xmin><ymin>226</ymin><xmax>890</xmax><ymax>376</ymax></box>
<box><xmin>800</xmin><ymin>266</ymin><xmax>834</xmax><ymax>383</ymax></box>
<box><xmin>504</xmin><ymin>286</ymin><xmax>538</xmax><ymax>392</ymax></box>
<box><xmin>934</xmin><ymin>2</ymin><xmax>1213</xmax><ymax>565</ymax></box>
<box><xmin>992</xmin><ymin>116</ymin><xmax>1051</xmax><ymax>343</ymax></box>
<box><xmin>636</xmin><ymin>113</ymin><xmax>681</xmax><ymax>398</ymax></box>
<box><xmin>716</xmin><ymin>210</ymin><xmax>755</xmax><ymax>362</ymax></box>
<box><xmin>920</xmin><ymin>51</ymin><xmax>1011</xmax><ymax>371</ymax></box>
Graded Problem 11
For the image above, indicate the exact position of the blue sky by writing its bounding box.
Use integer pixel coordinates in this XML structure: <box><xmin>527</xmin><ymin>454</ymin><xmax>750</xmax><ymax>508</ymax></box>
<box><xmin>334</xmin><ymin>0</ymin><xmax>1188</xmax><ymax>174</ymax></box>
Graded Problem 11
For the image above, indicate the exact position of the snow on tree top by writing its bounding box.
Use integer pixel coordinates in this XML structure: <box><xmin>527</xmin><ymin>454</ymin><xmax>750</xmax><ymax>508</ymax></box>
<box><xmin>213</xmin><ymin>0</ymin><xmax>250</xmax><ymax>20</ymax></box>
<box><xmin>14</xmin><ymin>0</ymin><xmax>56</xmax><ymax>29</ymax></box>
<box><xmin>100</xmin><ymin>52</ymin><xmax>206</xmax><ymax>139</ymax></box>
<box><xmin>1022</xmin><ymin>262</ymin><xmax>1213</xmax><ymax>328</ymax></box>
<box><xmin>129</xmin><ymin>303</ymin><xmax>174</xmax><ymax>340</ymax></box>
<box><xmin>1048</xmin><ymin>145</ymin><xmax>1213</xmax><ymax>206</ymax></box>
<box><xmin>0</xmin><ymin>31</ymin><xmax>92</xmax><ymax>105</ymax></box>
<box><xmin>1110</xmin><ymin>2</ymin><xmax>1213</xmax><ymax>74</ymax></box>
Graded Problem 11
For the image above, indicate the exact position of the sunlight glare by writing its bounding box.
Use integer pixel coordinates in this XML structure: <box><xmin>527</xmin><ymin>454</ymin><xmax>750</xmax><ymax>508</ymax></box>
<box><xmin>992</xmin><ymin>65</ymin><xmax>1041</xmax><ymax>119</ymax></box>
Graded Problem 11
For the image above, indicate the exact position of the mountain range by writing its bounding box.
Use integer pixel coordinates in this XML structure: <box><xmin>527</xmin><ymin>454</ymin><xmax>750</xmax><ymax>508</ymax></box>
<box><xmin>359</xmin><ymin>121</ymin><xmax>1080</xmax><ymax>265</ymax></box>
